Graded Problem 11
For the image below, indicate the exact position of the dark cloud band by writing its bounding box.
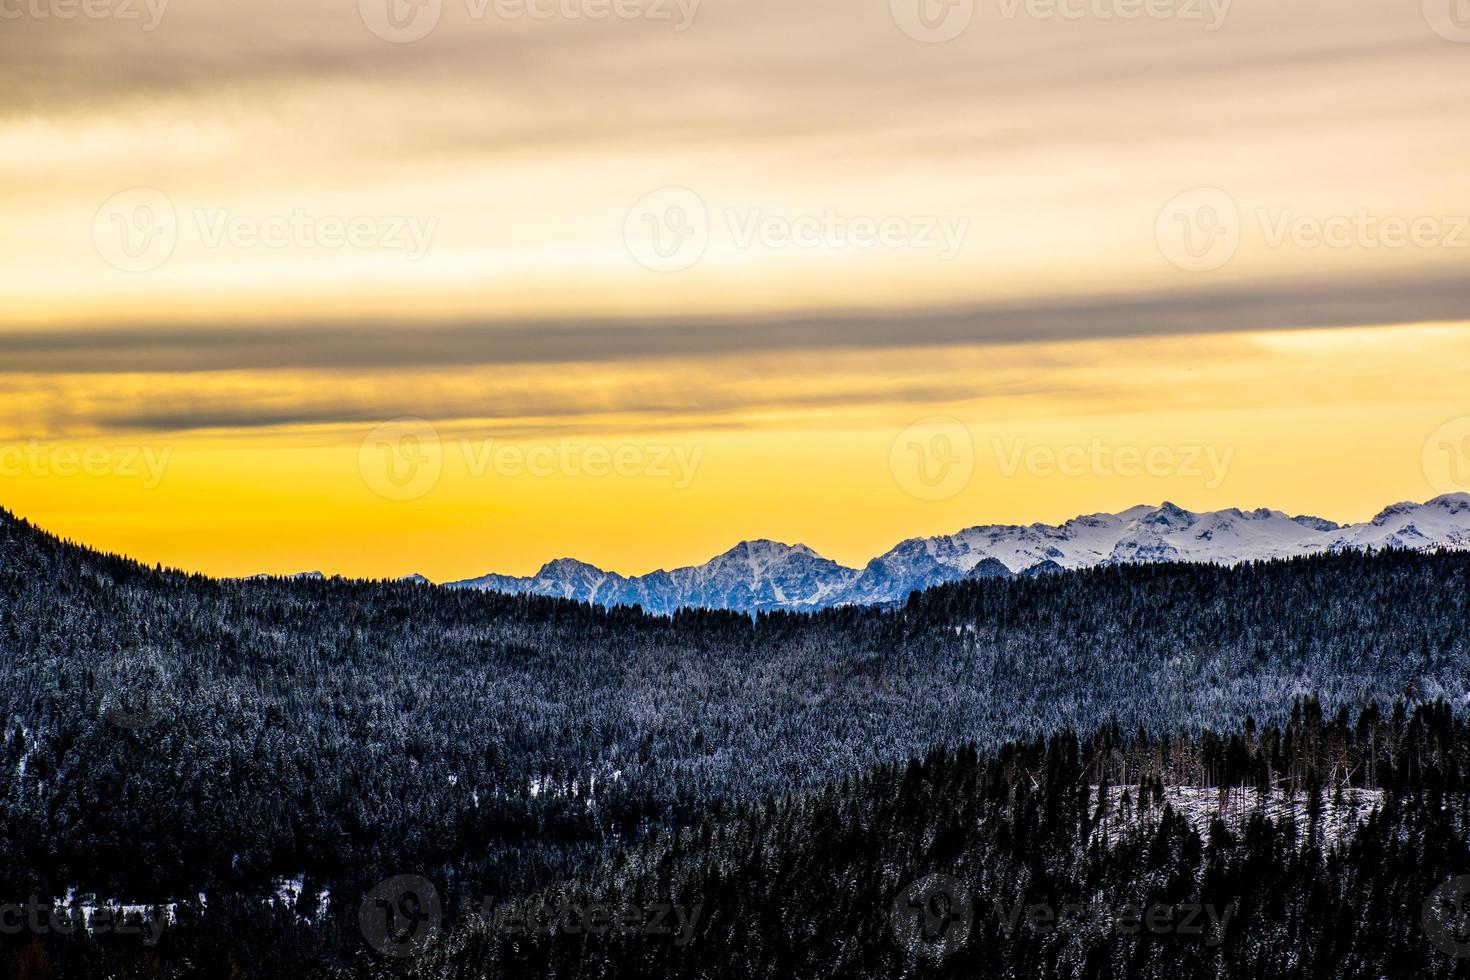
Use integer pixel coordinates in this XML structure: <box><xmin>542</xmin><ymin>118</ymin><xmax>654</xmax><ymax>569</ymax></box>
<box><xmin>4</xmin><ymin>271</ymin><xmax>1467</xmax><ymax>376</ymax></box>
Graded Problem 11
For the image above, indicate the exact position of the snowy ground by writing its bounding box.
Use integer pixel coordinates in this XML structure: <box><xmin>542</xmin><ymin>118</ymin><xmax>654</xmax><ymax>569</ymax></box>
<box><xmin>47</xmin><ymin>875</ymin><xmax>331</xmax><ymax>941</ymax></box>
<box><xmin>1096</xmin><ymin>785</ymin><xmax>1384</xmax><ymax>843</ymax></box>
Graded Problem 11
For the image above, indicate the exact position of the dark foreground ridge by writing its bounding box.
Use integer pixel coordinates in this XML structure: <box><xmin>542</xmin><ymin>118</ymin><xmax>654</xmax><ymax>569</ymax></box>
<box><xmin>348</xmin><ymin>703</ymin><xmax>1470</xmax><ymax>980</ymax></box>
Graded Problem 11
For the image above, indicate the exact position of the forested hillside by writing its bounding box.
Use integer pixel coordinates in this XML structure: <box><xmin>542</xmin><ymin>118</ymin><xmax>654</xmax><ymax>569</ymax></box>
<box><xmin>2</xmin><ymin>507</ymin><xmax>1469</xmax><ymax>976</ymax></box>
<box><xmin>349</xmin><ymin>703</ymin><xmax>1470</xmax><ymax>980</ymax></box>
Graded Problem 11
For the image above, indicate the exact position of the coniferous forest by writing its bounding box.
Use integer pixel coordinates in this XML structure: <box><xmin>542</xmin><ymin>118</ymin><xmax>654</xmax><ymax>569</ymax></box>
<box><xmin>3</xmin><ymin>506</ymin><xmax>1470</xmax><ymax>978</ymax></box>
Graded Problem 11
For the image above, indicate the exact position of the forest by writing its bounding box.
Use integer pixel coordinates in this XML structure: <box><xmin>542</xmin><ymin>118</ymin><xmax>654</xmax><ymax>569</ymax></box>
<box><xmin>344</xmin><ymin>701</ymin><xmax>1470</xmax><ymax>980</ymax></box>
<box><xmin>1</xmin><ymin>506</ymin><xmax>1468</xmax><ymax>976</ymax></box>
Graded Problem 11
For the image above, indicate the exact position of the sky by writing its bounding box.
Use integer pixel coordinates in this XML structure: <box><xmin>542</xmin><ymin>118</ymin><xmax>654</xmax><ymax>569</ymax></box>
<box><xmin>1</xmin><ymin>0</ymin><xmax>1468</xmax><ymax>580</ymax></box>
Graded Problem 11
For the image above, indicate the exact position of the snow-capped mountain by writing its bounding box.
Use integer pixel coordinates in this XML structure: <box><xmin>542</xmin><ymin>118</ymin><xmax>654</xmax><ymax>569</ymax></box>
<box><xmin>447</xmin><ymin>493</ymin><xmax>1470</xmax><ymax>614</ymax></box>
<box><xmin>451</xmin><ymin>540</ymin><xmax>856</xmax><ymax>614</ymax></box>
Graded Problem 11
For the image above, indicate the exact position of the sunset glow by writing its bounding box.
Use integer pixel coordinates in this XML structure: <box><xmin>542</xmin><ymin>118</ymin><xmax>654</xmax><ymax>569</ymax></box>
<box><xmin>3</xmin><ymin>0</ymin><xmax>1468</xmax><ymax>579</ymax></box>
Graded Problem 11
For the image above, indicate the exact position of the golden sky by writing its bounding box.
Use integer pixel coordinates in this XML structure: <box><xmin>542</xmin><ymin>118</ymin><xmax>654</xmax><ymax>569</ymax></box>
<box><xmin>2</xmin><ymin>0</ymin><xmax>1468</xmax><ymax>579</ymax></box>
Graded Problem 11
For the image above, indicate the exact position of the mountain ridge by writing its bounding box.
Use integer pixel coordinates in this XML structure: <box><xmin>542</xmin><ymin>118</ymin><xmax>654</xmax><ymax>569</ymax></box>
<box><xmin>448</xmin><ymin>493</ymin><xmax>1470</xmax><ymax>613</ymax></box>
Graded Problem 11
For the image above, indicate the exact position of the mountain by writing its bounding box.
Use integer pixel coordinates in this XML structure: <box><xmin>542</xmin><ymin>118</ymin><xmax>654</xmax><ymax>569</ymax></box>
<box><xmin>451</xmin><ymin>539</ymin><xmax>856</xmax><ymax>614</ymax></box>
<box><xmin>449</xmin><ymin>493</ymin><xmax>1470</xmax><ymax>613</ymax></box>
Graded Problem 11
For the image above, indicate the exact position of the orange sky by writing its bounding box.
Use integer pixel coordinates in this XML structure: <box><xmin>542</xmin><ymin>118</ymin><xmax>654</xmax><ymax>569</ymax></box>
<box><xmin>2</xmin><ymin>0</ymin><xmax>1468</xmax><ymax>579</ymax></box>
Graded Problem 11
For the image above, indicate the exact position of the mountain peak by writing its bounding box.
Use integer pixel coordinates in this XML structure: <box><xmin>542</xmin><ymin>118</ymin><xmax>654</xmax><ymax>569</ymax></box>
<box><xmin>1138</xmin><ymin>501</ymin><xmax>1197</xmax><ymax>530</ymax></box>
<box><xmin>721</xmin><ymin>539</ymin><xmax>815</xmax><ymax>558</ymax></box>
<box><xmin>448</xmin><ymin>494</ymin><xmax>1470</xmax><ymax>614</ymax></box>
<box><xmin>1369</xmin><ymin>500</ymin><xmax>1423</xmax><ymax>526</ymax></box>
<box><xmin>1428</xmin><ymin>492</ymin><xmax>1470</xmax><ymax>509</ymax></box>
<box><xmin>537</xmin><ymin>557</ymin><xmax>608</xmax><ymax>578</ymax></box>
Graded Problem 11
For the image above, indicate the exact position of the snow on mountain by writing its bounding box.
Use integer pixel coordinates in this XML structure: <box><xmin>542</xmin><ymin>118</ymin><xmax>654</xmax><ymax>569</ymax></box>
<box><xmin>452</xmin><ymin>540</ymin><xmax>856</xmax><ymax>615</ymax></box>
<box><xmin>447</xmin><ymin>493</ymin><xmax>1470</xmax><ymax>614</ymax></box>
<box><xmin>1333</xmin><ymin>493</ymin><xmax>1470</xmax><ymax>552</ymax></box>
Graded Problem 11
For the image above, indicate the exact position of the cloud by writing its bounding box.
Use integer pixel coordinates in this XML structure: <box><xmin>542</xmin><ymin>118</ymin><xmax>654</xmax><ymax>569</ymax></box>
<box><xmin>3</xmin><ymin>271</ymin><xmax>1467</xmax><ymax>378</ymax></box>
